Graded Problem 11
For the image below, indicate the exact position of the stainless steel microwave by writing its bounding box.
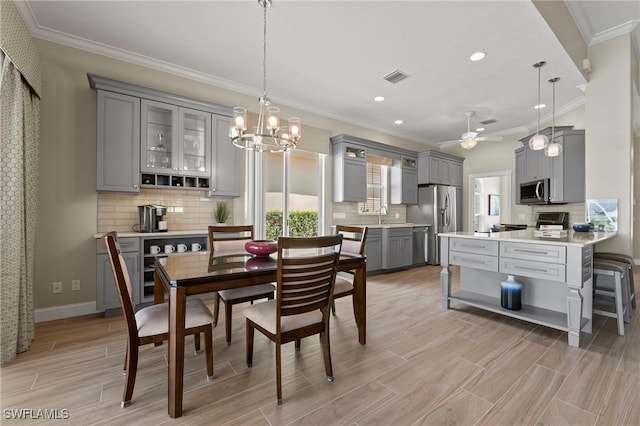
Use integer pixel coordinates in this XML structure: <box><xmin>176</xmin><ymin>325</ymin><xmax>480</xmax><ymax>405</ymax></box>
<box><xmin>520</xmin><ymin>179</ymin><xmax>551</xmax><ymax>204</ymax></box>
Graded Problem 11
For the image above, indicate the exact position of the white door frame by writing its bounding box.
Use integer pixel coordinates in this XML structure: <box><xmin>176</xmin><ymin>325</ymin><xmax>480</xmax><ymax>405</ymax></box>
<box><xmin>468</xmin><ymin>170</ymin><xmax>512</xmax><ymax>232</ymax></box>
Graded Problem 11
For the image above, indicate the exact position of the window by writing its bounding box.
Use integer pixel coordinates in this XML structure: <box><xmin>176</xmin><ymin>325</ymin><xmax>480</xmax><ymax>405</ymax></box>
<box><xmin>358</xmin><ymin>159</ymin><xmax>389</xmax><ymax>214</ymax></box>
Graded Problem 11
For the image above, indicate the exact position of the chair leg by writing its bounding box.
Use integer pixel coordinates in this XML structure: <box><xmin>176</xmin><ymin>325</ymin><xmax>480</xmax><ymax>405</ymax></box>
<box><xmin>614</xmin><ymin>272</ymin><xmax>625</xmax><ymax>336</ymax></box>
<box><xmin>122</xmin><ymin>342</ymin><xmax>138</xmax><ymax>408</ymax></box>
<box><xmin>246</xmin><ymin>320</ymin><xmax>254</xmax><ymax>367</ymax></box>
<box><xmin>122</xmin><ymin>342</ymin><xmax>129</xmax><ymax>375</ymax></box>
<box><xmin>331</xmin><ymin>299</ymin><xmax>336</xmax><ymax>315</ymax></box>
<box><xmin>225</xmin><ymin>301</ymin><xmax>233</xmax><ymax>345</ymax></box>
<box><xmin>213</xmin><ymin>292</ymin><xmax>220</xmax><ymax>326</ymax></box>
<box><xmin>276</xmin><ymin>342</ymin><xmax>283</xmax><ymax>405</ymax></box>
<box><xmin>194</xmin><ymin>332</ymin><xmax>201</xmax><ymax>354</ymax></box>
<box><xmin>320</xmin><ymin>328</ymin><xmax>333</xmax><ymax>382</ymax></box>
<box><xmin>204</xmin><ymin>326</ymin><xmax>214</xmax><ymax>379</ymax></box>
<box><xmin>295</xmin><ymin>339</ymin><xmax>301</xmax><ymax>351</ymax></box>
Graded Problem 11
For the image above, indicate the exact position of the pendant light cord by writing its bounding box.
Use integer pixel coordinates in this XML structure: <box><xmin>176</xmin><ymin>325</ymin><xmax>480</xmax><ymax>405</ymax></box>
<box><xmin>262</xmin><ymin>2</ymin><xmax>267</xmax><ymax>100</ymax></box>
<box><xmin>536</xmin><ymin>64</ymin><xmax>541</xmax><ymax>134</ymax></box>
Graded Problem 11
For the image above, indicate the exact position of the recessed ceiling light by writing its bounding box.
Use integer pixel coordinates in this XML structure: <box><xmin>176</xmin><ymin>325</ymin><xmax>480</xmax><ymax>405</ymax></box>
<box><xmin>374</xmin><ymin>96</ymin><xmax>385</xmax><ymax>102</ymax></box>
<box><xmin>394</xmin><ymin>120</ymin><xmax>403</xmax><ymax>125</ymax></box>
<box><xmin>534</xmin><ymin>104</ymin><xmax>546</xmax><ymax>109</ymax></box>
<box><xmin>475</xmin><ymin>127</ymin><xmax>485</xmax><ymax>132</ymax></box>
<box><xmin>470</xmin><ymin>52</ymin><xmax>486</xmax><ymax>61</ymax></box>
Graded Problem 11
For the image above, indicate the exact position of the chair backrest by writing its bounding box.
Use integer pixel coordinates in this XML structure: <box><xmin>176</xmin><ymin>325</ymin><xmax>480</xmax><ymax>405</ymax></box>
<box><xmin>102</xmin><ymin>231</ymin><xmax>138</xmax><ymax>337</ymax></box>
<box><xmin>208</xmin><ymin>225</ymin><xmax>253</xmax><ymax>252</ymax></box>
<box><xmin>276</xmin><ymin>235</ymin><xmax>343</xmax><ymax>329</ymax></box>
<box><xmin>335</xmin><ymin>225</ymin><xmax>368</xmax><ymax>255</ymax></box>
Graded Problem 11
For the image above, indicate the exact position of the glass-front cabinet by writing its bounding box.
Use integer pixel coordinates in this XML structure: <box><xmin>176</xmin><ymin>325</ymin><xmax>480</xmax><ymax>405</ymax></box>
<box><xmin>141</xmin><ymin>100</ymin><xmax>211</xmax><ymax>179</ymax></box>
<box><xmin>141</xmin><ymin>100</ymin><xmax>178</xmax><ymax>173</ymax></box>
<box><xmin>180</xmin><ymin>108</ymin><xmax>210</xmax><ymax>177</ymax></box>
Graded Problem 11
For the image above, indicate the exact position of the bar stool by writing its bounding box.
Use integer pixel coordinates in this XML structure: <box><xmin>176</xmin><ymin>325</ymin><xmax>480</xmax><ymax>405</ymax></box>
<box><xmin>594</xmin><ymin>252</ymin><xmax>636</xmax><ymax>312</ymax></box>
<box><xmin>593</xmin><ymin>259</ymin><xmax>629</xmax><ymax>336</ymax></box>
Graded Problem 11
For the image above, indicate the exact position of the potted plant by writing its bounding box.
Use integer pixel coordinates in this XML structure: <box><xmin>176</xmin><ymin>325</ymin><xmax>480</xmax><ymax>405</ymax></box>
<box><xmin>214</xmin><ymin>202</ymin><xmax>229</xmax><ymax>224</ymax></box>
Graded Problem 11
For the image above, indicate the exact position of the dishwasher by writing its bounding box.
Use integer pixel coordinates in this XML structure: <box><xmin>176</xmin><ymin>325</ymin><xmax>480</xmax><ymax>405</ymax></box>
<box><xmin>412</xmin><ymin>226</ymin><xmax>430</xmax><ymax>265</ymax></box>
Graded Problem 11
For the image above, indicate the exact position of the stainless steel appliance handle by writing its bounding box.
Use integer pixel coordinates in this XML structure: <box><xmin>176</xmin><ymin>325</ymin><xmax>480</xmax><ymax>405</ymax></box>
<box><xmin>535</xmin><ymin>181</ymin><xmax>542</xmax><ymax>200</ymax></box>
<box><xmin>444</xmin><ymin>193</ymin><xmax>450</xmax><ymax>227</ymax></box>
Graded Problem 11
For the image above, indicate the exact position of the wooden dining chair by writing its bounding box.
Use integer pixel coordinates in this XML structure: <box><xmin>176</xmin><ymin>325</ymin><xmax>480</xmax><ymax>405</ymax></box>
<box><xmin>208</xmin><ymin>225</ymin><xmax>276</xmax><ymax>345</ymax></box>
<box><xmin>103</xmin><ymin>231</ymin><xmax>213</xmax><ymax>408</ymax></box>
<box><xmin>244</xmin><ymin>234</ymin><xmax>343</xmax><ymax>404</ymax></box>
<box><xmin>332</xmin><ymin>225</ymin><xmax>368</xmax><ymax>315</ymax></box>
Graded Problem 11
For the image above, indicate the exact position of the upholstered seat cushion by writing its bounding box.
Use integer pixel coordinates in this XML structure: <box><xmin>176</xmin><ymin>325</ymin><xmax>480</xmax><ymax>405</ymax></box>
<box><xmin>333</xmin><ymin>276</ymin><xmax>353</xmax><ymax>297</ymax></box>
<box><xmin>135</xmin><ymin>299</ymin><xmax>212</xmax><ymax>338</ymax></box>
<box><xmin>219</xmin><ymin>284</ymin><xmax>275</xmax><ymax>301</ymax></box>
<box><xmin>244</xmin><ymin>300</ymin><xmax>322</xmax><ymax>335</ymax></box>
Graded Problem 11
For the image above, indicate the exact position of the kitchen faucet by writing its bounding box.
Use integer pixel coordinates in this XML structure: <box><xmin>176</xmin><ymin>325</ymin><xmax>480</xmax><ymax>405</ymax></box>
<box><xmin>378</xmin><ymin>205</ymin><xmax>388</xmax><ymax>225</ymax></box>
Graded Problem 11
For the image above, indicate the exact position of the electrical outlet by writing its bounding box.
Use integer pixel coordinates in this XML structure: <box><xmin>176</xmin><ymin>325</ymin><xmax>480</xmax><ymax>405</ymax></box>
<box><xmin>518</xmin><ymin>213</ymin><xmax>526</xmax><ymax>220</ymax></box>
<box><xmin>395</xmin><ymin>213</ymin><xmax>400</xmax><ymax>219</ymax></box>
<box><xmin>72</xmin><ymin>279</ymin><xmax>81</xmax><ymax>291</ymax></box>
<box><xmin>52</xmin><ymin>282</ymin><xmax>62</xmax><ymax>294</ymax></box>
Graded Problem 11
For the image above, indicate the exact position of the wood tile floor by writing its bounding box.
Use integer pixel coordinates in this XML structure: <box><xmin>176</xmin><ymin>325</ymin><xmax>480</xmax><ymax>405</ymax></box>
<box><xmin>2</xmin><ymin>265</ymin><xmax>639</xmax><ymax>425</ymax></box>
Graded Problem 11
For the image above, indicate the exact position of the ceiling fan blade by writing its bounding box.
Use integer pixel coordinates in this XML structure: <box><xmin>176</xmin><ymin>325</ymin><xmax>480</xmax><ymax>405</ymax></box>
<box><xmin>478</xmin><ymin>136</ymin><xmax>503</xmax><ymax>142</ymax></box>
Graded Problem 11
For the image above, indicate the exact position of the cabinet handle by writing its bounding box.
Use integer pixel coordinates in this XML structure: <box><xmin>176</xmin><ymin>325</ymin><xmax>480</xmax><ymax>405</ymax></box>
<box><xmin>512</xmin><ymin>265</ymin><xmax>549</xmax><ymax>274</ymax></box>
<box><xmin>512</xmin><ymin>248</ymin><xmax>549</xmax><ymax>256</ymax></box>
<box><xmin>456</xmin><ymin>256</ymin><xmax>486</xmax><ymax>265</ymax></box>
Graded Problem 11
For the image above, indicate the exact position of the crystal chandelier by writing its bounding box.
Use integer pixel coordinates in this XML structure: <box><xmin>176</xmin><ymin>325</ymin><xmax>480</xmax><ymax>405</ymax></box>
<box><xmin>529</xmin><ymin>61</ymin><xmax>549</xmax><ymax>151</ymax></box>
<box><xmin>230</xmin><ymin>0</ymin><xmax>301</xmax><ymax>152</ymax></box>
<box><xmin>544</xmin><ymin>77</ymin><xmax>562</xmax><ymax>157</ymax></box>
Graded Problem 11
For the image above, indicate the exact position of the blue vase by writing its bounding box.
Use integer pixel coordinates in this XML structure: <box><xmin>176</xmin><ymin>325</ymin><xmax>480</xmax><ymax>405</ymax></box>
<box><xmin>500</xmin><ymin>275</ymin><xmax>522</xmax><ymax>310</ymax></box>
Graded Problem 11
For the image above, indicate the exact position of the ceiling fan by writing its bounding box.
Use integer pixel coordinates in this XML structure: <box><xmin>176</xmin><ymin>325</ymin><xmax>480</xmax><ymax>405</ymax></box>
<box><xmin>459</xmin><ymin>111</ymin><xmax>502</xmax><ymax>150</ymax></box>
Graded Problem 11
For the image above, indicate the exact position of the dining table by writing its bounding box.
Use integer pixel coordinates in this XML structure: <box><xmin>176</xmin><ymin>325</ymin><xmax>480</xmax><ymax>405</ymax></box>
<box><xmin>153</xmin><ymin>248</ymin><xmax>367</xmax><ymax>418</ymax></box>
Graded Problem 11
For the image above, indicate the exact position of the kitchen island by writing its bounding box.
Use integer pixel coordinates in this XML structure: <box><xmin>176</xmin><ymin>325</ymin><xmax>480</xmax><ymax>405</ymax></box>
<box><xmin>439</xmin><ymin>230</ymin><xmax>616</xmax><ymax>347</ymax></box>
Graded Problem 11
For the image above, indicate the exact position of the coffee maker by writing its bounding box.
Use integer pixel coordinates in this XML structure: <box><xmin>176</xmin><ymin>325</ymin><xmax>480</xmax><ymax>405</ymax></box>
<box><xmin>138</xmin><ymin>205</ymin><xmax>167</xmax><ymax>232</ymax></box>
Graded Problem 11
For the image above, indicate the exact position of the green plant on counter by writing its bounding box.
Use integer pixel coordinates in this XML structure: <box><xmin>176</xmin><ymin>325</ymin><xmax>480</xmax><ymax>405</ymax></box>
<box><xmin>214</xmin><ymin>202</ymin><xmax>230</xmax><ymax>224</ymax></box>
<box><xmin>265</xmin><ymin>210</ymin><xmax>317</xmax><ymax>240</ymax></box>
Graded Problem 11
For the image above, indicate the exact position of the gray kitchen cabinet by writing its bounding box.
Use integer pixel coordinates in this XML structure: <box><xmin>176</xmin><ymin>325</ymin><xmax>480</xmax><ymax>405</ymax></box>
<box><xmin>96</xmin><ymin>237</ymin><xmax>140</xmax><ymax>312</ymax></box>
<box><xmin>523</xmin><ymin>145</ymin><xmax>551</xmax><ymax>181</ymax></box>
<box><xmin>391</xmin><ymin>156</ymin><xmax>418</xmax><ymax>205</ymax></box>
<box><xmin>140</xmin><ymin>101</ymin><xmax>213</xmax><ymax>189</ymax></box>
<box><xmin>89</xmin><ymin>74</ymin><xmax>233</xmax><ymax>193</ymax></box>
<box><xmin>515</xmin><ymin>147</ymin><xmax>525</xmax><ymax>201</ymax></box>
<box><xmin>515</xmin><ymin>127</ymin><xmax>584</xmax><ymax>204</ymax></box>
<box><xmin>417</xmin><ymin>151</ymin><xmax>464</xmax><ymax>186</ymax></box>
<box><xmin>382</xmin><ymin>227</ymin><xmax>413</xmax><ymax>270</ymax></box>
<box><xmin>211</xmin><ymin>114</ymin><xmax>241</xmax><ymax>196</ymax></box>
<box><xmin>96</xmin><ymin>91</ymin><xmax>140</xmax><ymax>192</ymax></box>
<box><xmin>365</xmin><ymin>228</ymin><xmax>382</xmax><ymax>272</ymax></box>
<box><xmin>331</xmin><ymin>139</ymin><xmax>367</xmax><ymax>202</ymax></box>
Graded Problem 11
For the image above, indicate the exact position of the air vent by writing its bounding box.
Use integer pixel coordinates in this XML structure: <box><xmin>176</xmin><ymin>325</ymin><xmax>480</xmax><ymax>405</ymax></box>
<box><xmin>479</xmin><ymin>119</ymin><xmax>497</xmax><ymax>125</ymax></box>
<box><xmin>382</xmin><ymin>70</ymin><xmax>409</xmax><ymax>84</ymax></box>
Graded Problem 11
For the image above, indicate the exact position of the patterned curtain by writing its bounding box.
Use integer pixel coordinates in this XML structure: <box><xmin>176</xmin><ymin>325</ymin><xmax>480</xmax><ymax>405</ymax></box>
<box><xmin>0</xmin><ymin>50</ymin><xmax>40</xmax><ymax>366</ymax></box>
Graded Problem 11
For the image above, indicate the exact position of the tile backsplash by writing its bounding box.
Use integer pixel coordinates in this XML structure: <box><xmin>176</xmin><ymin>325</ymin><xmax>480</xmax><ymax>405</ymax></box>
<box><xmin>331</xmin><ymin>202</ymin><xmax>406</xmax><ymax>226</ymax></box>
<box><xmin>532</xmin><ymin>202</ymin><xmax>586</xmax><ymax>226</ymax></box>
<box><xmin>97</xmin><ymin>189</ymin><xmax>232</xmax><ymax>233</ymax></box>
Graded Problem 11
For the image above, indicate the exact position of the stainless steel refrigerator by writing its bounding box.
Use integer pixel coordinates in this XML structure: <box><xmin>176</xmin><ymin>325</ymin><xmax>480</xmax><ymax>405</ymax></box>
<box><xmin>407</xmin><ymin>185</ymin><xmax>461</xmax><ymax>265</ymax></box>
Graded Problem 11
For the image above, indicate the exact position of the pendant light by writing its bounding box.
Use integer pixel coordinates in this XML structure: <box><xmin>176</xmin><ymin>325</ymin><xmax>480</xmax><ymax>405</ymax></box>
<box><xmin>229</xmin><ymin>0</ymin><xmax>301</xmax><ymax>152</ymax></box>
<box><xmin>544</xmin><ymin>77</ymin><xmax>562</xmax><ymax>157</ymax></box>
<box><xmin>529</xmin><ymin>61</ymin><xmax>549</xmax><ymax>150</ymax></box>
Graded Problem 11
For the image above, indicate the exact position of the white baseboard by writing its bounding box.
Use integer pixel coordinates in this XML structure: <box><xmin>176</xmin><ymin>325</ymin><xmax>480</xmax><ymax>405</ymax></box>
<box><xmin>35</xmin><ymin>301</ymin><xmax>99</xmax><ymax>323</ymax></box>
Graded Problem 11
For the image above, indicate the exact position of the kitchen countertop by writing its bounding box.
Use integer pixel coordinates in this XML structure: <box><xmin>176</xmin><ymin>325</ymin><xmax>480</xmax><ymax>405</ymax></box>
<box><xmin>344</xmin><ymin>223</ymin><xmax>431</xmax><ymax>229</ymax></box>
<box><xmin>438</xmin><ymin>229</ymin><xmax>616</xmax><ymax>247</ymax></box>
<box><xmin>94</xmin><ymin>230</ymin><xmax>208</xmax><ymax>239</ymax></box>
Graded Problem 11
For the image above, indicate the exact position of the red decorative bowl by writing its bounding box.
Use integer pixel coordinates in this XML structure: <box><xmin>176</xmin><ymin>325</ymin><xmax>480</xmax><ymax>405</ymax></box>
<box><xmin>245</xmin><ymin>240</ymin><xmax>277</xmax><ymax>257</ymax></box>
